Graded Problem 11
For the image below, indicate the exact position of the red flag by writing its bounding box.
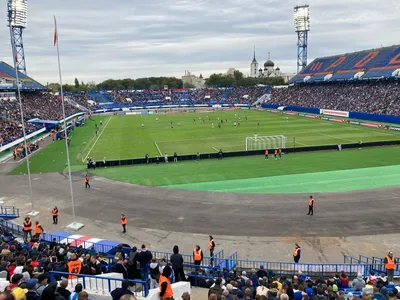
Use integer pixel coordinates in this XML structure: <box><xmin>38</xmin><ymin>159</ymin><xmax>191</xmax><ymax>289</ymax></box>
<box><xmin>54</xmin><ymin>26</ymin><xmax>57</xmax><ymax>46</ymax></box>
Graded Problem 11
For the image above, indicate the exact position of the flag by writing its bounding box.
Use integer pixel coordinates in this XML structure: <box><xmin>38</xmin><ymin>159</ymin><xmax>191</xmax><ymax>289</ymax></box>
<box><xmin>53</xmin><ymin>16</ymin><xmax>58</xmax><ymax>46</ymax></box>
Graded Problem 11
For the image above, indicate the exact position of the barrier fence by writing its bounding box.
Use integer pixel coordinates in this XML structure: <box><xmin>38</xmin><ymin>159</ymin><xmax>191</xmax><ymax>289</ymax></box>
<box><xmin>49</xmin><ymin>271</ymin><xmax>148</xmax><ymax>297</ymax></box>
<box><xmin>153</xmin><ymin>249</ymin><xmax>225</xmax><ymax>267</ymax></box>
<box><xmin>0</xmin><ymin>206</ymin><xmax>19</xmax><ymax>218</ymax></box>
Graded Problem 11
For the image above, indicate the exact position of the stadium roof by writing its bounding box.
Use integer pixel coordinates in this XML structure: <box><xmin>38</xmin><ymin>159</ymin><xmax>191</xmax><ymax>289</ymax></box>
<box><xmin>290</xmin><ymin>44</ymin><xmax>400</xmax><ymax>84</ymax></box>
<box><xmin>0</xmin><ymin>61</ymin><xmax>47</xmax><ymax>91</ymax></box>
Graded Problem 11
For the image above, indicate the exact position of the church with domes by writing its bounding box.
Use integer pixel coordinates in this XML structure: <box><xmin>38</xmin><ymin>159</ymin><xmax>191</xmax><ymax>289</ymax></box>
<box><xmin>250</xmin><ymin>48</ymin><xmax>281</xmax><ymax>78</ymax></box>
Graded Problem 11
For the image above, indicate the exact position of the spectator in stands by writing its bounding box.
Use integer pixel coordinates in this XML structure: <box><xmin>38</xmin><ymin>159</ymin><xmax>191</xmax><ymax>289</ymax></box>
<box><xmin>127</xmin><ymin>246</ymin><xmax>139</xmax><ymax>279</ymax></box>
<box><xmin>77</xmin><ymin>291</ymin><xmax>89</xmax><ymax>300</ymax></box>
<box><xmin>56</xmin><ymin>280</ymin><xmax>70</xmax><ymax>300</ymax></box>
<box><xmin>170</xmin><ymin>245</ymin><xmax>185</xmax><ymax>282</ymax></box>
<box><xmin>339</xmin><ymin>271</ymin><xmax>350</xmax><ymax>288</ymax></box>
<box><xmin>69</xmin><ymin>284</ymin><xmax>83</xmax><ymax>300</ymax></box>
<box><xmin>181</xmin><ymin>292</ymin><xmax>191</xmax><ymax>300</ymax></box>
<box><xmin>351</xmin><ymin>273</ymin><xmax>366</xmax><ymax>291</ymax></box>
<box><xmin>270</xmin><ymin>81</ymin><xmax>400</xmax><ymax>116</ymax></box>
<box><xmin>25</xmin><ymin>279</ymin><xmax>39</xmax><ymax>300</ymax></box>
<box><xmin>111</xmin><ymin>280</ymin><xmax>134</xmax><ymax>300</ymax></box>
<box><xmin>149</xmin><ymin>258</ymin><xmax>159</xmax><ymax>289</ymax></box>
<box><xmin>138</xmin><ymin>244</ymin><xmax>152</xmax><ymax>280</ymax></box>
<box><xmin>209</xmin><ymin>277</ymin><xmax>224</xmax><ymax>300</ymax></box>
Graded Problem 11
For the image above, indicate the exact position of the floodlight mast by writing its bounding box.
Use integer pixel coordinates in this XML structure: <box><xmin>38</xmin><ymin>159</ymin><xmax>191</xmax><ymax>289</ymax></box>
<box><xmin>294</xmin><ymin>5</ymin><xmax>310</xmax><ymax>74</ymax></box>
<box><xmin>7</xmin><ymin>0</ymin><xmax>28</xmax><ymax>75</ymax></box>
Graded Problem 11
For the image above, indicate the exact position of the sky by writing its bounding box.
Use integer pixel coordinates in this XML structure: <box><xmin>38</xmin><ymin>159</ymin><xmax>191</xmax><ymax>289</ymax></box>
<box><xmin>0</xmin><ymin>0</ymin><xmax>399</xmax><ymax>84</ymax></box>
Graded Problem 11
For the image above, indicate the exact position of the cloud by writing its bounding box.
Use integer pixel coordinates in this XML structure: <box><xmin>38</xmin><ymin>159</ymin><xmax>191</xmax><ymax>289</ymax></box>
<box><xmin>0</xmin><ymin>0</ymin><xmax>398</xmax><ymax>84</ymax></box>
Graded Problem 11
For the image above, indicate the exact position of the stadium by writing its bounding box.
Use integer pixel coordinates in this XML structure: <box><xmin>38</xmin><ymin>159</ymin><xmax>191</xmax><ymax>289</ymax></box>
<box><xmin>1</xmin><ymin>1</ymin><xmax>400</xmax><ymax>300</ymax></box>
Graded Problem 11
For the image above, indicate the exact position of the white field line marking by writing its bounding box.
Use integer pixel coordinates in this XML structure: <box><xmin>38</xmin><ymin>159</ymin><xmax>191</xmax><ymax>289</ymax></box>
<box><xmin>212</xmin><ymin>146</ymin><xmax>219</xmax><ymax>151</ymax></box>
<box><xmin>154</xmin><ymin>141</ymin><xmax>162</xmax><ymax>156</ymax></box>
<box><xmin>82</xmin><ymin>116</ymin><xmax>112</xmax><ymax>162</ymax></box>
<box><xmin>317</xmin><ymin>132</ymin><xmax>354</xmax><ymax>143</ymax></box>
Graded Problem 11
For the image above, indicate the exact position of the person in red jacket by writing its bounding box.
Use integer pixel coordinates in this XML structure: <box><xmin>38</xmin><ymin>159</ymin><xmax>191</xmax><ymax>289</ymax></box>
<box><xmin>339</xmin><ymin>271</ymin><xmax>350</xmax><ymax>288</ymax></box>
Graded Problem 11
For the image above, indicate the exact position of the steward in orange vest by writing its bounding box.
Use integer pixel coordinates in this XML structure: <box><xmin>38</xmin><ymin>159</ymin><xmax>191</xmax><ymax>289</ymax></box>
<box><xmin>84</xmin><ymin>175</ymin><xmax>90</xmax><ymax>188</ymax></box>
<box><xmin>307</xmin><ymin>196</ymin><xmax>314</xmax><ymax>216</ymax></box>
<box><xmin>384</xmin><ymin>251</ymin><xmax>396</xmax><ymax>283</ymax></box>
<box><xmin>52</xmin><ymin>207</ymin><xmax>59</xmax><ymax>225</ymax></box>
<box><xmin>121</xmin><ymin>214</ymin><xmax>127</xmax><ymax>233</ymax></box>
<box><xmin>293</xmin><ymin>243</ymin><xmax>301</xmax><ymax>263</ymax></box>
<box><xmin>23</xmin><ymin>217</ymin><xmax>32</xmax><ymax>242</ymax></box>
<box><xmin>34</xmin><ymin>221</ymin><xmax>44</xmax><ymax>240</ymax></box>
<box><xmin>193</xmin><ymin>245</ymin><xmax>203</xmax><ymax>265</ymax></box>
<box><xmin>208</xmin><ymin>235</ymin><xmax>216</xmax><ymax>266</ymax></box>
<box><xmin>68</xmin><ymin>253</ymin><xmax>83</xmax><ymax>279</ymax></box>
<box><xmin>159</xmin><ymin>266</ymin><xmax>173</xmax><ymax>300</ymax></box>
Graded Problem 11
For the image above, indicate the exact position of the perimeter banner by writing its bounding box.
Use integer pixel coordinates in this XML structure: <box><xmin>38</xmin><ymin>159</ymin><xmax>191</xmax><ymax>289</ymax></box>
<box><xmin>320</xmin><ymin>109</ymin><xmax>349</xmax><ymax>117</ymax></box>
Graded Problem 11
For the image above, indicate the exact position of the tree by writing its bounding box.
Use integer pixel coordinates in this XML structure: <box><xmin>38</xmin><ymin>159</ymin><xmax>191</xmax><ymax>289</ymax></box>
<box><xmin>74</xmin><ymin>78</ymin><xmax>80</xmax><ymax>88</ymax></box>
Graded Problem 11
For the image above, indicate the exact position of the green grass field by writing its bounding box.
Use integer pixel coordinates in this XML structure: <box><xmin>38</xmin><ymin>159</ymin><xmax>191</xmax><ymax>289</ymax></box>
<box><xmin>9</xmin><ymin>110</ymin><xmax>400</xmax><ymax>193</ymax></box>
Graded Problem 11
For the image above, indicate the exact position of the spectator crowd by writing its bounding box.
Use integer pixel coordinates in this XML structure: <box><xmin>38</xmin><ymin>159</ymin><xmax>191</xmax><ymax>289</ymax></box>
<box><xmin>270</xmin><ymin>81</ymin><xmax>400</xmax><ymax>116</ymax></box>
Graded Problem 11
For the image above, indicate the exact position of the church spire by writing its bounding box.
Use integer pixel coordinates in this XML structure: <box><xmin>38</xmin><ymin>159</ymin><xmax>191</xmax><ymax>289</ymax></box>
<box><xmin>268</xmin><ymin>52</ymin><xmax>271</xmax><ymax>60</ymax></box>
<box><xmin>252</xmin><ymin>46</ymin><xmax>257</xmax><ymax>63</ymax></box>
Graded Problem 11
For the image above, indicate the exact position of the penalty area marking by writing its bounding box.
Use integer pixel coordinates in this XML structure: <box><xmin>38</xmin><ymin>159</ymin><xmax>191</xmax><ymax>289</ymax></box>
<box><xmin>154</xmin><ymin>141</ymin><xmax>162</xmax><ymax>156</ymax></box>
<box><xmin>82</xmin><ymin>116</ymin><xmax>112</xmax><ymax>163</ymax></box>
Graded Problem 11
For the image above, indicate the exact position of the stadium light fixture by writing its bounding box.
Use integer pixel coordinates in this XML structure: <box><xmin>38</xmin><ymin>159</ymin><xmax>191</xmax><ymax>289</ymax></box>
<box><xmin>294</xmin><ymin>5</ymin><xmax>310</xmax><ymax>32</ymax></box>
<box><xmin>7</xmin><ymin>0</ymin><xmax>28</xmax><ymax>28</ymax></box>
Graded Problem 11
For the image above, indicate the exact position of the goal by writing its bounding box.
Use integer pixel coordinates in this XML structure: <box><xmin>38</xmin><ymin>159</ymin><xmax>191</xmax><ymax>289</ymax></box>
<box><xmin>246</xmin><ymin>135</ymin><xmax>287</xmax><ymax>151</ymax></box>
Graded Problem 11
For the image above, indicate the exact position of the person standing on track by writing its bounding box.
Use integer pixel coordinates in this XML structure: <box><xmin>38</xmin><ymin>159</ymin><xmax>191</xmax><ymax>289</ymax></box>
<box><xmin>84</xmin><ymin>175</ymin><xmax>90</xmax><ymax>188</ymax></box>
<box><xmin>307</xmin><ymin>196</ymin><xmax>314</xmax><ymax>216</ymax></box>
<box><xmin>121</xmin><ymin>214</ymin><xmax>127</xmax><ymax>233</ymax></box>
<box><xmin>193</xmin><ymin>245</ymin><xmax>203</xmax><ymax>265</ymax></box>
<box><xmin>384</xmin><ymin>251</ymin><xmax>396</xmax><ymax>283</ymax></box>
<box><xmin>52</xmin><ymin>207</ymin><xmax>59</xmax><ymax>224</ymax></box>
<box><xmin>34</xmin><ymin>221</ymin><xmax>44</xmax><ymax>240</ymax></box>
<box><xmin>293</xmin><ymin>243</ymin><xmax>301</xmax><ymax>263</ymax></box>
<box><xmin>208</xmin><ymin>235</ymin><xmax>215</xmax><ymax>265</ymax></box>
<box><xmin>265</xmin><ymin>149</ymin><xmax>269</xmax><ymax>160</ymax></box>
<box><xmin>23</xmin><ymin>217</ymin><xmax>32</xmax><ymax>242</ymax></box>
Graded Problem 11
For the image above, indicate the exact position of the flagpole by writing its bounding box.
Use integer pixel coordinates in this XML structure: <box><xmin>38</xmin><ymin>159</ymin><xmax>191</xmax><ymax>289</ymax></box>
<box><xmin>9</xmin><ymin>26</ymin><xmax>38</xmax><ymax>217</ymax></box>
<box><xmin>54</xmin><ymin>16</ymin><xmax>83</xmax><ymax>230</ymax></box>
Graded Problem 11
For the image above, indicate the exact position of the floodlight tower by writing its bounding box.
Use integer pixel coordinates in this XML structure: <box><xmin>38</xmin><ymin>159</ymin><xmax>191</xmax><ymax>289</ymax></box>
<box><xmin>294</xmin><ymin>5</ymin><xmax>310</xmax><ymax>74</ymax></box>
<box><xmin>7</xmin><ymin>0</ymin><xmax>28</xmax><ymax>75</ymax></box>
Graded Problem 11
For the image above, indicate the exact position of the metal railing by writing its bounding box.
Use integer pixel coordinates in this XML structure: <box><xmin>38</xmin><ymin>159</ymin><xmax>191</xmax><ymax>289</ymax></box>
<box><xmin>0</xmin><ymin>206</ymin><xmax>19</xmax><ymax>218</ymax></box>
<box><xmin>49</xmin><ymin>271</ymin><xmax>148</xmax><ymax>297</ymax></box>
<box><xmin>153</xmin><ymin>249</ymin><xmax>224</xmax><ymax>267</ymax></box>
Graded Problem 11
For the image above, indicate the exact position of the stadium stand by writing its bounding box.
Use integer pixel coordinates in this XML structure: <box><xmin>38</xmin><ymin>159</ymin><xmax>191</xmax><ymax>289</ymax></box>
<box><xmin>0</xmin><ymin>215</ymin><xmax>398</xmax><ymax>300</ymax></box>
<box><xmin>270</xmin><ymin>80</ymin><xmax>400</xmax><ymax>116</ymax></box>
<box><xmin>290</xmin><ymin>45</ymin><xmax>400</xmax><ymax>83</ymax></box>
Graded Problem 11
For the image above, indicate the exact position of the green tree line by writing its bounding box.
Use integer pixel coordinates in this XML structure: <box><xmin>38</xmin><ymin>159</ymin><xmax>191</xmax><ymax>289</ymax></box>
<box><xmin>46</xmin><ymin>72</ymin><xmax>285</xmax><ymax>93</ymax></box>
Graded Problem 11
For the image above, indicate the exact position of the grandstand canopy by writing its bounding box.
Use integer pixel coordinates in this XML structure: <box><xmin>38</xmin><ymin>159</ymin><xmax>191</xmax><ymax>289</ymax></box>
<box><xmin>0</xmin><ymin>61</ymin><xmax>46</xmax><ymax>91</ymax></box>
<box><xmin>290</xmin><ymin>45</ymin><xmax>400</xmax><ymax>84</ymax></box>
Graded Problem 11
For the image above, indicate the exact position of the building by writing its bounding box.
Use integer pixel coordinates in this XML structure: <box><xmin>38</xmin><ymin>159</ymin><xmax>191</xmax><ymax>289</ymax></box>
<box><xmin>250</xmin><ymin>49</ymin><xmax>282</xmax><ymax>78</ymax></box>
<box><xmin>181</xmin><ymin>70</ymin><xmax>205</xmax><ymax>88</ymax></box>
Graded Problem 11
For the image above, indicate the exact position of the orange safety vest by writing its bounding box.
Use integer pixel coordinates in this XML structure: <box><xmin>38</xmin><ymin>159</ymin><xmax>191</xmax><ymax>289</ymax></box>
<box><xmin>309</xmin><ymin>199</ymin><xmax>314</xmax><ymax>206</ymax></box>
<box><xmin>386</xmin><ymin>256</ymin><xmax>395</xmax><ymax>270</ymax></box>
<box><xmin>84</xmin><ymin>176</ymin><xmax>88</xmax><ymax>183</ymax></box>
<box><xmin>194</xmin><ymin>249</ymin><xmax>202</xmax><ymax>261</ymax></box>
<box><xmin>265</xmin><ymin>150</ymin><xmax>268</xmax><ymax>155</ymax></box>
<box><xmin>121</xmin><ymin>216</ymin><xmax>127</xmax><ymax>225</ymax></box>
<box><xmin>158</xmin><ymin>274</ymin><xmax>173</xmax><ymax>299</ymax></box>
<box><xmin>208</xmin><ymin>239</ymin><xmax>214</xmax><ymax>250</ymax></box>
<box><xmin>23</xmin><ymin>220</ymin><xmax>32</xmax><ymax>231</ymax></box>
<box><xmin>35</xmin><ymin>224</ymin><xmax>42</xmax><ymax>234</ymax></box>
<box><xmin>52</xmin><ymin>209</ymin><xmax>58</xmax><ymax>216</ymax></box>
<box><xmin>293</xmin><ymin>247</ymin><xmax>301</xmax><ymax>257</ymax></box>
<box><xmin>68</xmin><ymin>260</ymin><xmax>83</xmax><ymax>279</ymax></box>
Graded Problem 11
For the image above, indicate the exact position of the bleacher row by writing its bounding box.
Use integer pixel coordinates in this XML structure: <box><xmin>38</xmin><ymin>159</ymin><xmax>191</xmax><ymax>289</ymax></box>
<box><xmin>96</xmin><ymin>86</ymin><xmax>269</xmax><ymax>108</ymax></box>
<box><xmin>0</xmin><ymin>209</ymin><xmax>399</xmax><ymax>300</ymax></box>
<box><xmin>291</xmin><ymin>44</ymin><xmax>400</xmax><ymax>83</ymax></box>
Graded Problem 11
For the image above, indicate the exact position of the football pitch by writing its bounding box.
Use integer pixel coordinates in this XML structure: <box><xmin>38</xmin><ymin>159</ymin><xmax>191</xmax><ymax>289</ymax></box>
<box><xmin>74</xmin><ymin>110</ymin><xmax>399</xmax><ymax>160</ymax></box>
<box><xmin>9</xmin><ymin>110</ymin><xmax>400</xmax><ymax>193</ymax></box>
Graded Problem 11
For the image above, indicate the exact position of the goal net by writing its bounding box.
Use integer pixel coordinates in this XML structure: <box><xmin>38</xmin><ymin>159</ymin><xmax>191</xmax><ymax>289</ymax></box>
<box><xmin>246</xmin><ymin>135</ymin><xmax>287</xmax><ymax>151</ymax></box>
